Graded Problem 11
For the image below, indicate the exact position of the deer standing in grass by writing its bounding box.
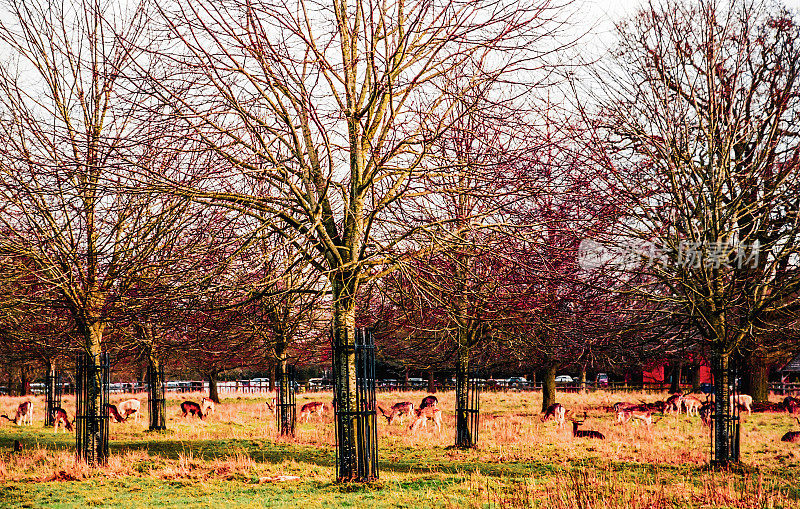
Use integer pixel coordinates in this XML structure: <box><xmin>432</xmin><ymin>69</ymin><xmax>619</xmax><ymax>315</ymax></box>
<box><xmin>381</xmin><ymin>402</ymin><xmax>414</xmax><ymax>425</ymax></box>
<box><xmin>681</xmin><ymin>395</ymin><xmax>702</xmax><ymax>417</ymax></box>
<box><xmin>616</xmin><ymin>407</ymin><xmax>654</xmax><ymax>427</ymax></box>
<box><xmin>52</xmin><ymin>407</ymin><xmax>74</xmax><ymax>433</ymax></box>
<box><xmin>410</xmin><ymin>406</ymin><xmax>442</xmax><ymax>434</ymax></box>
<box><xmin>572</xmin><ymin>413</ymin><xmax>605</xmax><ymax>439</ymax></box>
<box><xmin>201</xmin><ymin>397</ymin><xmax>215</xmax><ymax>416</ymax></box>
<box><xmin>1</xmin><ymin>401</ymin><xmax>33</xmax><ymax>426</ymax></box>
<box><xmin>541</xmin><ymin>403</ymin><xmax>567</xmax><ymax>428</ymax></box>
<box><xmin>664</xmin><ymin>393</ymin><xmax>684</xmax><ymax>415</ymax></box>
<box><xmin>180</xmin><ymin>400</ymin><xmax>204</xmax><ymax>419</ymax></box>
<box><xmin>419</xmin><ymin>395</ymin><xmax>438</xmax><ymax>409</ymax></box>
<box><xmin>106</xmin><ymin>403</ymin><xmax>126</xmax><ymax>423</ymax></box>
<box><xmin>731</xmin><ymin>394</ymin><xmax>753</xmax><ymax>415</ymax></box>
<box><xmin>299</xmin><ymin>402</ymin><xmax>325</xmax><ymax>422</ymax></box>
<box><xmin>781</xmin><ymin>418</ymin><xmax>800</xmax><ymax>443</ymax></box>
<box><xmin>118</xmin><ymin>399</ymin><xmax>141</xmax><ymax>423</ymax></box>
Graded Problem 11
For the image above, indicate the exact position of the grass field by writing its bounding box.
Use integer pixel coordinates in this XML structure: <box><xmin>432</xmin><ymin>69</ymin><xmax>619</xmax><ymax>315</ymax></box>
<box><xmin>0</xmin><ymin>390</ymin><xmax>799</xmax><ymax>508</ymax></box>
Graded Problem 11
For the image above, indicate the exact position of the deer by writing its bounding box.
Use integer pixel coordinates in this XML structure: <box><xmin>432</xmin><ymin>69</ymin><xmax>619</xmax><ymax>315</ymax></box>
<box><xmin>542</xmin><ymin>403</ymin><xmax>567</xmax><ymax>428</ymax></box>
<box><xmin>616</xmin><ymin>407</ymin><xmax>654</xmax><ymax>427</ymax></box>
<box><xmin>780</xmin><ymin>418</ymin><xmax>800</xmax><ymax>443</ymax></box>
<box><xmin>299</xmin><ymin>401</ymin><xmax>325</xmax><ymax>422</ymax></box>
<box><xmin>52</xmin><ymin>407</ymin><xmax>73</xmax><ymax>433</ymax></box>
<box><xmin>664</xmin><ymin>393</ymin><xmax>684</xmax><ymax>415</ymax></box>
<box><xmin>180</xmin><ymin>400</ymin><xmax>204</xmax><ymax>419</ymax></box>
<box><xmin>410</xmin><ymin>406</ymin><xmax>442</xmax><ymax>434</ymax></box>
<box><xmin>699</xmin><ymin>402</ymin><xmax>713</xmax><ymax>427</ymax></box>
<box><xmin>419</xmin><ymin>395</ymin><xmax>438</xmax><ymax>410</ymax></box>
<box><xmin>381</xmin><ymin>401</ymin><xmax>415</xmax><ymax>425</ymax></box>
<box><xmin>571</xmin><ymin>413</ymin><xmax>605</xmax><ymax>439</ymax></box>
<box><xmin>118</xmin><ymin>399</ymin><xmax>141</xmax><ymax>423</ymax></box>
<box><xmin>782</xmin><ymin>396</ymin><xmax>799</xmax><ymax>413</ymax></box>
<box><xmin>1</xmin><ymin>401</ymin><xmax>33</xmax><ymax>426</ymax></box>
<box><xmin>730</xmin><ymin>394</ymin><xmax>753</xmax><ymax>415</ymax></box>
<box><xmin>201</xmin><ymin>397</ymin><xmax>216</xmax><ymax>416</ymax></box>
<box><xmin>106</xmin><ymin>403</ymin><xmax>126</xmax><ymax>423</ymax></box>
<box><xmin>681</xmin><ymin>395</ymin><xmax>703</xmax><ymax>417</ymax></box>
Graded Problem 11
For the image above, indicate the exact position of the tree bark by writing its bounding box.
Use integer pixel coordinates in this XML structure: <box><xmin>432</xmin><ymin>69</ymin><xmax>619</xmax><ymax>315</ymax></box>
<box><xmin>670</xmin><ymin>360</ymin><xmax>683</xmax><ymax>393</ymax></box>
<box><xmin>147</xmin><ymin>350</ymin><xmax>166</xmax><ymax>431</ymax></box>
<box><xmin>579</xmin><ymin>367</ymin><xmax>587</xmax><ymax>394</ymax></box>
<box><xmin>541</xmin><ymin>365</ymin><xmax>557</xmax><ymax>413</ymax></box>
<box><xmin>691</xmin><ymin>363</ymin><xmax>702</xmax><ymax>393</ymax></box>
<box><xmin>455</xmin><ymin>341</ymin><xmax>473</xmax><ymax>448</ymax></box>
<box><xmin>427</xmin><ymin>370</ymin><xmax>436</xmax><ymax>394</ymax></box>
<box><xmin>747</xmin><ymin>353</ymin><xmax>770</xmax><ymax>403</ymax></box>
<box><xmin>207</xmin><ymin>372</ymin><xmax>220</xmax><ymax>404</ymax></box>
<box><xmin>275</xmin><ymin>339</ymin><xmax>293</xmax><ymax>436</ymax></box>
<box><xmin>80</xmin><ymin>320</ymin><xmax>107</xmax><ymax>465</ymax></box>
<box><xmin>712</xmin><ymin>350</ymin><xmax>738</xmax><ymax>465</ymax></box>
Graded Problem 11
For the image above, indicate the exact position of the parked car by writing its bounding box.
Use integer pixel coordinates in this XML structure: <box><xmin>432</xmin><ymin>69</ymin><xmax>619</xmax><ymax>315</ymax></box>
<box><xmin>507</xmin><ymin>376</ymin><xmax>528</xmax><ymax>388</ymax></box>
<box><xmin>596</xmin><ymin>373</ymin><xmax>610</xmax><ymax>388</ymax></box>
<box><xmin>555</xmin><ymin>375</ymin><xmax>574</xmax><ymax>383</ymax></box>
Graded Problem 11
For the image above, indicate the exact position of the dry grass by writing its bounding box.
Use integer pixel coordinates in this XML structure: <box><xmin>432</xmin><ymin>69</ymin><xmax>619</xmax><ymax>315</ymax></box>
<box><xmin>1</xmin><ymin>389</ymin><xmax>799</xmax><ymax>507</ymax></box>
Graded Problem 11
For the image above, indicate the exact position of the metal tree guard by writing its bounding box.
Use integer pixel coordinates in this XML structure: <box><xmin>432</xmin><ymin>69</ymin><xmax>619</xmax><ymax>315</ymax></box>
<box><xmin>276</xmin><ymin>364</ymin><xmax>297</xmax><ymax>437</ymax></box>
<box><xmin>147</xmin><ymin>362</ymin><xmax>166</xmax><ymax>431</ymax></box>
<box><xmin>455</xmin><ymin>373</ymin><xmax>480</xmax><ymax>448</ymax></box>
<box><xmin>710</xmin><ymin>352</ymin><xmax>741</xmax><ymax>465</ymax></box>
<box><xmin>333</xmin><ymin>328</ymin><xmax>378</xmax><ymax>482</ymax></box>
<box><xmin>44</xmin><ymin>369</ymin><xmax>63</xmax><ymax>427</ymax></box>
<box><xmin>75</xmin><ymin>352</ymin><xmax>110</xmax><ymax>465</ymax></box>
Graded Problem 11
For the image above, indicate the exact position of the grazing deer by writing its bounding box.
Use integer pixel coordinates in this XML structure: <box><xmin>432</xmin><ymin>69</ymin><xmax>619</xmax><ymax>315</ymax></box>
<box><xmin>664</xmin><ymin>393</ymin><xmax>684</xmax><ymax>415</ymax></box>
<box><xmin>730</xmin><ymin>394</ymin><xmax>753</xmax><ymax>415</ymax></box>
<box><xmin>118</xmin><ymin>399</ymin><xmax>141</xmax><ymax>422</ymax></box>
<box><xmin>1</xmin><ymin>401</ymin><xmax>33</xmax><ymax>426</ymax></box>
<box><xmin>201</xmin><ymin>397</ymin><xmax>216</xmax><ymax>416</ymax></box>
<box><xmin>410</xmin><ymin>406</ymin><xmax>442</xmax><ymax>434</ymax></box>
<box><xmin>542</xmin><ymin>403</ymin><xmax>567</xmax><ymax>428</ymax></box>
<box><xmin>52</xmin><ymin>407</ymin><xmax>74</xmax><ymax>433</ymax></box>
<box><xmin>419</xmin><ymin>395</ymin><xmax>438</xmax><ymax>410</ymax></box>
<box><xmin>616</xmin><ymin>408</ymin><xmax>654</xmax><ymax>427</ymax></box>
<box><xmin>299</xmin><ymin>402</ymin><xmax>325</xmax><ymax>422</ymax></box>
<box><xmin>571</xmin><ymin>413</ymin><xmax>605</xmax><ymax>439</ymax></box>
<box><xmin>382</xmin><ymin>402</ymin><xmax>415</xmax><ymax>425</ymax></box>
<box><xmin>782</xmin><ymin>396</ymin><xmax>799</xmax><ymax>413</ymax></box>
<box><xmin>781</xmin><ymin>418</ymin><xmax>800</xmax><ymax>443</ymax></box>
<box><xmin>180</xmin><ymin>400</ymin><xmax>204</xmax><ymax>419</ymax></box>
<box><xmin>699</xmin><ymin>402</ymin><xmax>713</xmax><ymax>427</ymax></box>
<box><xmin>106</xmin><ymin>403</ymin><xmax>126</xmax><ymax>423</ymax></box>
<box><xmin>681</xmin><ymin>395</ymin><xmax>703</xmax><ymax>417</ymax></box>
<box><xmin>613</xmin><ymin>402</ymin><xmax>637</xmax><ymax>413</ymax></box>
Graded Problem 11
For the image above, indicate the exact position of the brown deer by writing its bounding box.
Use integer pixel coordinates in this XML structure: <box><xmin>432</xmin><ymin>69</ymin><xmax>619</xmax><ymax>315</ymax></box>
<box><xmin>106</xmin><ymin>403</ymin><xmax>126</xmax><ymax>423</ymax></box>
<box><xmin>664</xmin><ymin>393</ymin><xmax>684</xmax><ymax>415</ymax></box>
<box><xmin>1</xmin><ymin>401</ymin><xmax>33</xmax><ymax>426</ymax></box>
<box><xmin>410</xmin><ymin>406</ymin><xmax>442</xmax><ymax>434</ymax></box>
<box><xmin>542</xmin><ymin>403</ymin><xmax>567</xmax><ymax>428</ymax></box>
<box><xmin>419</xmin><ymin>395</ymin><xmax>438</xmax><ymax>410</ymax></box>
<box><xmin>781</xmin><ymin>418</ymin><xmax>800</xmax><ymax>443</ymax></box>
<box><xmin>382</xmin><ymin>402</ymin><xmax>415</xmax><ymax>425</ymax></box>
<box><xmin>52</xmin><ymin>407</ymin><xmax>74</xmax><ymax>433</ymax></box>
<box><xmin>616</xmin><ymin>407</ymin><xmax>654</xmax><ymax>427</ymax></box>
<box><xmin>299</xmin><ymin>402</ymin><xmax>325</xmax><ymax>422</ymax></box>
<box><xmin>571</xmin><ymin>413</ymin><xmax>605</xmax><ymax>439</ymax></box>
<box><xmin>699</xmin><ymin>402</ymin><xmax>713</xmax><ymax>427</ymax></box>
<box><xmin>180</xmin><ymin>400</ymin><xmax>204</xmax><ymax>419</ymax></box>
<box><xmin>118</xmin><ymin>399</ymin><xmax>141</xmax><ymax>422</ymax></box>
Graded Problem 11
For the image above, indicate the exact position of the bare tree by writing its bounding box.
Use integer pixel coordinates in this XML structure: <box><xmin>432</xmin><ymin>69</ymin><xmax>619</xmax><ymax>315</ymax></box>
<box><xmin>588</xmin><ymin>0</ymin><xmax>800</xmax><ymax>464</ymax></box>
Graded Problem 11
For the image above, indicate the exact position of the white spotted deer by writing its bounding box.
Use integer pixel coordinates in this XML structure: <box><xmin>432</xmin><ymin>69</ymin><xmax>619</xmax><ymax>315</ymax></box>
<box><xmin>681</xmin><ymin>395</ymin><xmax>703</xmax><ymax>417</ymax></box>
<box><xmin>382</xmin><ymin>402</ymin><xmax>414</xmax><ymax>425</ymax></box>
<box><xmin>410</xmin><ymin>405</ymin><xmax>442</xmax><ymax>434</ymax></box>
<box><xmin>1</xmin><ymin>401</ymin><xmax>33</xmax><ymax>426</ymax></box>
<box><xmin>299</xmin><ymin>402</ymin><xmax>325</xmax><ymax>423</ymax></box>
<box><xmin>118</xmin><ymin>399</ymin><xmax>141</xmax><ymax>423</ymax></box>
<box><xmin>616</xmin><ymin>406</ymin><xmax>654</xmax><ymax>427</ymax></box>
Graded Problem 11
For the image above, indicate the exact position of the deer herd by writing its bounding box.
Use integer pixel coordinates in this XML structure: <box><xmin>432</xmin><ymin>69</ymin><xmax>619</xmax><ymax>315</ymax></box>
<box><xmin>1</xmin><ymin>390</ymin><xmax>799</xmax><ymax>447</ymax></box>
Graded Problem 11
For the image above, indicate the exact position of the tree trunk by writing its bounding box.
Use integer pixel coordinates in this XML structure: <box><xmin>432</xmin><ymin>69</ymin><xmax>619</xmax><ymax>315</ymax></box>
<box><xmin>670</xmin><ymin>360</ymin><xmax>683</xmax><ymax>393</ymax></box>
<box><xmin>427</xmin><ymin>370</ymin><xmax>436</xmax><ymax>393</ymax></box>
<box><xmin>147</xmin><ymin>350</ymin><xmax>166</xmax><ymax>431</ymax></box>
<box><xmin>207</xmin><ymin>372</ymin><xmax>220</xmax><ymax>404</ymax></box>
<box><xmin>455</xmin><ymin>341</ymin><xmax>473</xmax><ymax>448</ymax></box>
<box><xmin>747</xmin><ymin>353</ymin><xmax>769</xmax><ymax>403</ymax></box>
<box><xmin>541</xmin><ymin>365</ymin><xmax>557</xmax><ymax>413</ymax></box>
<box><xmin>275</xmin><ymin>340</ymin><xmax>293</xmax><ymax>436</ymax></box>
<box><xmin>403</xmin><ymin>366</ymin><xmax>409</xmax><ymax>392</ymax></box>
<box><xmin>691</xmin><ymin>363</ymin><xmax>702</xmax><ymax>393</ymax></box>
<box><xmin>45</xmin><ymin>360</ymin><xmax>56</xmax><ymax>427</ymax></box>
<box><xmin>712</xmin><ymin>350</ymin><xmax>738</xmax><ymax>465</ymax></box>
<box><xmin>20</xmin><ymin>370</ymin><xmax>30</xmax><ymax>396</ymax></box>
<box><xmin>579</xmin><ymin>367</ymin><xmax>587</xmax><ymax>394</ymax></box>
<box><xmin>80</xmin><ymin>321</ymin><xmax>107</xmax><ymax>465</ymax></box>
<box><xmin>269</xmin><ymin>364</ymin><xmax>276</xmax><ymax>393</ymax></box>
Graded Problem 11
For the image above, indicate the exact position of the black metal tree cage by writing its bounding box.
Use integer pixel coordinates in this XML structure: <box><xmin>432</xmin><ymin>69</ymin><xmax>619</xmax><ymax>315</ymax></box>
<box><xmin>276</xmin><ymin>364</ymin><xmax>297</xmax><ymax>437</ymax></box>
<box><xmin>75</xmin><ymin>351</ymin><xmax>110</xmax><ymax>465</ymax></box>
<box><xmin>333</xmin><ymin>327</ymin><xmax>378</xmax><ymax>482</ymax></box>
<box><xmin>710</xmin><ymin>351</ymin><xmax>741</xmax><ymax>465</ymax></box>
<box><xmin>147</xmin><ymin>362</ymin><xmax>167</xmax><ymax>431</ymax></box>
<box><xmin>455</xmin><ymin>372</ymin><xmax>480</xmax><ymax>448</ymax></box>
<box><xmin>44</xmin><ymin>369</ymin><xmax>63</xmax><ymax>427</ymax></box>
